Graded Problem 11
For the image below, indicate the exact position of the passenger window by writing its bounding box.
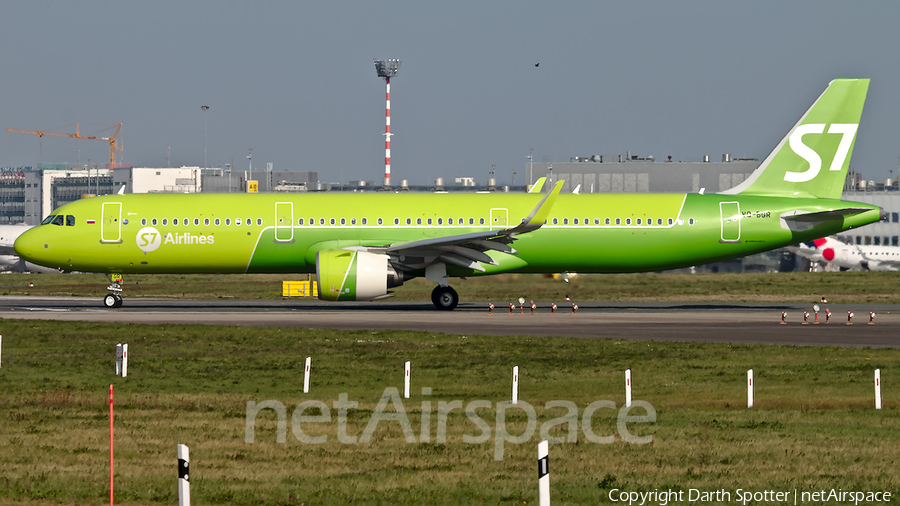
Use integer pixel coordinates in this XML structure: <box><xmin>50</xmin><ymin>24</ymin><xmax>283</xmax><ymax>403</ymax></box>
<box><xmin>636</xmin><ymin>218</ymin><xmax>642</xmax><ymax>225</ymax></box>
<box><xmin>667</xmin><ymin>218</ymin><xmax>673</xmax><ymax>225</ymax></box>
<box><xmin>246</xmin><ymin>218</ymin><xmax>252</xmax><ymax>226</ymax></box>
<box><xmin>309</xmin><ymin>218</ymin><xmax>314</xmax><ymax>225</ymax></box>
<box><xmin>594</xmin><ymin>218</ymin><xmax>600</xmax><ymax>225</ymax></box>
<box><xmin>417</xmin><ymin>218</ymin><xmax>422</xmax><ymax>225</ymax></box>
<box><xmin>319</xmin><ymin>218</ymin><xmax>325</xmax><ymax>225</ymax></box>
<box><xmin>448</xmin><ymin>218</ymin><xmax>453</xmax><ymax>225</ymax></box>
<box><xmin>298</xmin><ymin>218</ymin><xmax>304</xmax><ymax>225</ymax></box>
<box><xmin>257</xmin><ymin>218</ymin><xmax>263</xmax><ymax>226</ymax></box>
<box><xmin>585</xmin><ymin>218</ymin><xmax>589</xmax><ymax>225</ymax></box>
<box><xmin>427</xmin><ymin>218</ymin><xmax>433</xmax><ymax>225</ymax></box>
<box><xmin>479</xmin><ymin>218</ymin><xmax>485</xmax><ymax>225</ymax></box>
<box><xmin>225</xmin><ymin>219</ymin><xmax>231</xmax><ymax>226</ymax></box>
<box><xmin>563</xmin><ymin>218</ymin><xmax>569</xmax><ymax>225</ymax></box>
<box><xmin>163</xmin><ymin>218</ymin><xmax>169</xmax><ymax>226</ymax></box>
<box><xmin>615</xmin><ymin>218</ymin><xmax>621</xmax><ymax>225</ymax></box>
<box><xmin>604</xmin><ymin>218</ymin><xmax>610</xmax><ymax>225</ymax></box>
<box><xmin>203</xmin><ymin>218</ymin><xmax>210</xmax><ymax>226</ymax></box>
<box><xmin>406</xmin><ymin>218</ymin><xmax>412</xmax><ymax>225</ymax></box>
<box><xmin>330</xmin><ymin>218</ymin><xmax>336</xmax><ymax>225</ymax></box>
<box><xmin>173</xmin><ymin>218</ymin><xmax>179</xmax><ymax>226</ymax></box>
<box><xmin>573</xmin><ymin>218</ymin><xmax>579</xmax><ymax>225</ymax></box>
<box><xmin>194</xmin><ymin>218</ymin><xmax>200</xmax><ymax>226</ymax></box>
<box><xmin>552</xmin><ymin>218</ymin><xmax>559</xmax><ymax>225</ymax></box>
<box><xmin>376</xmin><ymin>218</ymin><xmax>382</xmax><ymax>225</ymax></box>
<box><xmin>41</xmin><ymin>215</ymin><xmax>56</xmax><ymax>225</ymax></box>
<box><xmin>152</xmin><ymin>218</ymin><xmax>158</xmax><ymax>226</ymax></box>
<box><xmin>437</xmin><ymin>218</ymin><xmax>443</xmax><ymax>225</ymax></box>
<box><xmin>215</xmin><ymin>218</ymin><xmax>220</xmax><ymax>226</ymax></box>
<box><xmin>340</xmin><ymin>218</ymin><xmax>346</xmax><ymax>225</ymax></box>
<box><xmin>362</xmin><ymin>218</ymin><xmax>367</xmax><ymax>225</ymax></box>
<box><xmin>689</xmin><ymin>218</ymin><xmax>695</xmax><ymax>225</ymax></box>
<box><xmin>182</xmin><ymin>218</ymin><xmax>188</xmax><ymax>226</ymax></box>
<box><xmin>350</xmin><ymin>218</ymin><xmax>356</xmax><ymax>225</ymax></box>
<box><xmin>626</xmin><ymin>218</ymin><xmax>632</xmax><ymax>225</ymax></box>
<box><xmin>141</xmin><ymin>218</ymin><xmax>147</xmax><ymax>226</ymax></box>
<box><xmin>394</xmin><ymin>218</ymin><xmax>399</xmax><ymax>225</ymax></box>
<box><xmin>236</xmin><ymin>219</ymin><xmax>242</xmax><ymax>226</ymax></box>
<box><xmin>468</xmin><ymin>218</ymin><xmax>474</xmax><ymax>225</ymax></box>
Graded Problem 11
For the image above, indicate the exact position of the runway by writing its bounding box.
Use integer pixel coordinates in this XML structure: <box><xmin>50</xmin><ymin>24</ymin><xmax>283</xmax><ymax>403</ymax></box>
<box><xmin>0</xmin><ymin>296</ymin><xmax>897</xmax><ymax>348</ymax></box>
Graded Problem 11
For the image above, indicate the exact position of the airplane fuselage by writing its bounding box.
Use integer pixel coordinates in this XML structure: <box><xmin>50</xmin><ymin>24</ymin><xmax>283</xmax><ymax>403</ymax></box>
<box><xmin>15</xmin><ymin>192</ymin><xmax>880</xmax><ymax>277</ymax></box>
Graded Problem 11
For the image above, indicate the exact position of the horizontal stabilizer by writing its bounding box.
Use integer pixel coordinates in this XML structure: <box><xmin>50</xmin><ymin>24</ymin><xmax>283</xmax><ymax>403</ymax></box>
<box><xmin>782</xmin><ymin>208</ymin><xmax>875</xmax><ymax>223</ymax></box>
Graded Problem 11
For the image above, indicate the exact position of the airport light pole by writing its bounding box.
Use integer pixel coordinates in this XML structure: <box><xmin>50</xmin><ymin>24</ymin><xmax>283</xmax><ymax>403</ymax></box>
<box><xmin>201</xmin><ymin>105</ymin><xmax>210</xmax><ymax>170</ymax></box>
<box><xmin>374</xmin><ymin>59</ymin><xmax>401</xmax><ymax>189</ymax></box>
<box><xmin>247</xmin><ymin>149</ymin><xmax>252</xmax><ymax>187</ymax></box>
<box><xmin>225</xmin><ymin>164</ymin><xmax>231</xmax><ymax>193</ymax></box>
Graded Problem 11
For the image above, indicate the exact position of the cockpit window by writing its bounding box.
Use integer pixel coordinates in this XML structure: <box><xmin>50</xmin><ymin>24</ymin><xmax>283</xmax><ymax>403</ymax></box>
<box><xmin>41</xmin><ymin>215</ymin><xmax>56</xmax><ymax>225</ymax></box>
<box><xmin>51</xmin><ymin>215</ymin><xmax>65</xmax><ymax>226</ymax></box>
<box><xmin>66</xmin><ymin>215</ymin><xmax>75</xmax><ymax>227</ymax></box>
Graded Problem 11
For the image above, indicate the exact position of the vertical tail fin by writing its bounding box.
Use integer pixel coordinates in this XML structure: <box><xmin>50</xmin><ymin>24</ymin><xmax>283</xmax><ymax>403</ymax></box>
<box><xmin>722</xmin><ymin>79</ymin><xmax>869</xmax><ymax>199</ymax></box>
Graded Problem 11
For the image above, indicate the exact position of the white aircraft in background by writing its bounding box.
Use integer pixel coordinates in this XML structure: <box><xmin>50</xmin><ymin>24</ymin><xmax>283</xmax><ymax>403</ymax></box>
<box><xmin>788</xmin><ymin>237</ymin><xmax>900</xmax><ymax>271</ymax></box>
<box><xmin>0</xmin><ymin>224</ymin><xmax>60</xmax><ymax>273</ymax></box>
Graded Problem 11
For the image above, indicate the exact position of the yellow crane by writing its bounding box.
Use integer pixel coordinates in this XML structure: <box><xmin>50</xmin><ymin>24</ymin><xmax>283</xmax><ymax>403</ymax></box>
<box><xmin>6</xmin><ymin>123</ymin><xmax>123</xmax><ymax>168</ymax></box>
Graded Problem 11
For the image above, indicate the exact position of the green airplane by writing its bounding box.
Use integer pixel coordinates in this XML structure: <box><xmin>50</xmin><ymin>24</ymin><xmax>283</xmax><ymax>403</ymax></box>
<box><xmin>14</xmin><ymin>79</ymin><xmax>882</xmax><ymax>310</ymax></box>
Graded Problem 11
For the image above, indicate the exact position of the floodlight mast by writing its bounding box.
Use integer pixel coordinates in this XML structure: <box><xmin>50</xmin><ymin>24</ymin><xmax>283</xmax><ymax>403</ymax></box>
<box><xmin>374</xmin><ymin>59</ymin><xmax>401</xmax><ymax>189</ymax></box>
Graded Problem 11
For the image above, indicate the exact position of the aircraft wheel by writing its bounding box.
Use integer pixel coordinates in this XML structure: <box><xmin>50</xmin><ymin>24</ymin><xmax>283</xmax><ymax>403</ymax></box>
<box><xmin>104</xmin><ymin>294</ymin><xmax>119</xmax><ymax>308</ymax></box>
<box><xmin>113</xmin><ymin>294</ymin><xmax>123</xmax><ymax>308</ymax></box>
<box><xmin>432</xmin><ymin>286</ymin><xmax>459</xmax><ymax>311</ymax></box>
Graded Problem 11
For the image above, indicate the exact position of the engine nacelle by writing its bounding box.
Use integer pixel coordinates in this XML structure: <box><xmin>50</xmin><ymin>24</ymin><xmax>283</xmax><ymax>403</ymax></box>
<box><xmin>316</xmin><ymin>249</ymin><xmax>405</xmax><ymax>301</ymax></box>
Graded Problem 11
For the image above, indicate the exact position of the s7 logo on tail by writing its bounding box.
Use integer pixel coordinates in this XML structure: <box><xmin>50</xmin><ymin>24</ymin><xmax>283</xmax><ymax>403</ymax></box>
<box><xmin>783</xmin><ymin>123</ymin><xmax>858</xmax><ymax>183</ymax></box>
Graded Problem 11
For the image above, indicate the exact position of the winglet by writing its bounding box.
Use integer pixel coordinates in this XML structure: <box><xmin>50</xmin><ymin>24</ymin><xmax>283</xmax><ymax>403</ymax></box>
<box><xmin>528</xmin><ymin>177</ymin><xmax>546</xmax><ymax>194</ymax></box>
<box><xmin>512</xmin><ymin>180</ymin><xmax>564</xmax><ymax>233</ymax></box>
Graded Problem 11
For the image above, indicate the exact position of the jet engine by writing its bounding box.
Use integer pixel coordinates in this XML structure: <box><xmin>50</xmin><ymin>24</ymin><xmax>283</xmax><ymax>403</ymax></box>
<box><xmin>316</xmin><ymin>249</ymin><xmax>405</xmax><ymax>301</ymax></box>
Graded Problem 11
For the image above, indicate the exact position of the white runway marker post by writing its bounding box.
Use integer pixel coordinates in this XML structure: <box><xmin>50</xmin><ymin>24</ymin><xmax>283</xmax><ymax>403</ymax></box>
<box><xmin>748</xmin><ymin>369</ymin><xmax>754</xmax><ymax>408</ymax></box>
<box><xmin>512</xmin><ymin>366</ymin><xmax>519</xmax><ymax>405</ymax></box>
<box><xmin>177</xmin><ymin>444</ymin><xmax>190</xmax><ymax>506</ymax></box>
<box><xmin>875</xmin><ymin>369</ymin><xmax>882</xmax><ymax>410</ymax></box>
<box><xmin>404</xmin><ymin>361</ymin><xmax>410</xmax><ymax>399</ymax></box>
<box><xmin>538</xmin><ymin>440</ymin><xmax>550</xmax><ymax>506</ymax></box>
<box><xmin>121</xmin><ymin>344</ymin><xmax>128</xmax><ymax>378</ymax></box>
<box><xmin>115</xmin><ymin>343</ymin><xmax>123</xmax><ymax>376</ymax></box>
<box><xmin>625</xmin><ymin>369</ymin><xmax>632</xmax><ymax>408</ymax></box>
<box><xmin>303</xmin><ymin>356</ymin><xmax>311</xmax><ymax>394</ymax></box>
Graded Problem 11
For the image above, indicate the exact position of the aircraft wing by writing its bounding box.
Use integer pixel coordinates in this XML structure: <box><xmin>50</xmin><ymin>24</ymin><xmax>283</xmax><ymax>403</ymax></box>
<box><xmin>383</xmin><ymin>181</ymin><xmax>564</xmax><ymax>272</ymax></box>
<box><xmin>0</xmin><ymin>244</ymin><xmax>16</xmax><ymax>255</ymax></box>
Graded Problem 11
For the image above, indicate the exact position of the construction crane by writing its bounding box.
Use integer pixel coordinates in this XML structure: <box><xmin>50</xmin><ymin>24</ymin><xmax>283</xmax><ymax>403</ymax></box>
<box><xmin>6</xmin><ymin>123</ymin><xmax>123</xmax><ymax>168</ymax></box>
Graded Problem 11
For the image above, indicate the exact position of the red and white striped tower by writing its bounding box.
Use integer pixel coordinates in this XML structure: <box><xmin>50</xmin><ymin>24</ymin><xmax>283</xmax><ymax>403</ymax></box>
<box><xmin>385</xmin><ymin>77</ymin><xmax>392</xmax><ymax>184</ymax></box>
<box><xmin>374</xmin><ymin>59</ymin><xmax>401</xmax><ymax>189</ymax></box>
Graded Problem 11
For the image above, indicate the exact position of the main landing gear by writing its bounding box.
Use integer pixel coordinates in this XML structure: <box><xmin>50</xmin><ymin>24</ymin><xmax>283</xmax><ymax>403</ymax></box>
<box><xmin>104</xmin><ymin>273</ymin><xmax>124</xmax><ymax>308</ymax></box>
<box><xmin>431</xmin><ymin>285</ymin><xmax>459</xmax><ymax>311</ymax></box>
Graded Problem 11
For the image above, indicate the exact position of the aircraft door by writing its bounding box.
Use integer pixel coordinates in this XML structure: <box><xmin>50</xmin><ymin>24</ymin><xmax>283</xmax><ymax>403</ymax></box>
<box><xmin>719</xmin><ymin>202</ymin><xmax>741</xmax><ymax>243</ymax></box>
<box><xmin>490</xmin><ymin>208</ymin><xmax>508</xmax><ymax>231</ymax></box>
<box><xmin>275</xmin><ymin>202</ymin><xmax>294</xmax><ymax>242</ymax></box>
<box><xmin>101</xmin><ymin>202</ymin><xmax>122</xmax><ymax>243</ymax></box>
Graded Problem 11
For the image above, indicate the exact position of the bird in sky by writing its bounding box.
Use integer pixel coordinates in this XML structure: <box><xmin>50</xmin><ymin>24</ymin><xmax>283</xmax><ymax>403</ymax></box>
<box><xmin>534</xmin><ymin>63</ymin><xmax>540</xmax><ymax>67</ymax></box>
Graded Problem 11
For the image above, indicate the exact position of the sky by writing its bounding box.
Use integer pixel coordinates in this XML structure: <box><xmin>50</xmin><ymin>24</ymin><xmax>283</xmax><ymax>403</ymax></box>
<box><xmin>1</xmin><ymin>1</ymin><xmax>899</xmax><ymax>186</ymax></box>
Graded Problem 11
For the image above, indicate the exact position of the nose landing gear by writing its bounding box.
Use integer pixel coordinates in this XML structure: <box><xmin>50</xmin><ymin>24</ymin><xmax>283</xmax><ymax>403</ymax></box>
<box><xmin>104</xmin><ymin>273</ymin><xmax>124</xmax><ymax>308</ymax></box>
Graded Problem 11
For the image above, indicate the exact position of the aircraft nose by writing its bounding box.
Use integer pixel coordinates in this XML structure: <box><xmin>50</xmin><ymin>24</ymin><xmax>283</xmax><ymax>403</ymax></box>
<box><xmin>14</xmin><ymin>228</ymin><xmax>46</xmax><ymax>264</ymax></box>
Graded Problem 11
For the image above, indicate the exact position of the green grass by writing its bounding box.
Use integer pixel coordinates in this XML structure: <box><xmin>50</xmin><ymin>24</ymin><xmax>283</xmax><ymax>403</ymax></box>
<box><xmin>0</xmin><ymin>320</ymin><xmax>897</xmax><ymax>504</ymax></box>
<box><xmin>5</xmin><ymin>270</ymin><xmax>900</xmax><ymax>303</ymax></box>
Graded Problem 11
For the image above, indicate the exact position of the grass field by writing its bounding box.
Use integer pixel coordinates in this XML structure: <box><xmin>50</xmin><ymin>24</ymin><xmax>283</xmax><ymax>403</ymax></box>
<box><xmin>0</xmin><ymin>320</ymin><xmax>897</xmax><ymax>505</ymax></box>
<box><xmin>4</xmin><ymin>270</ymin><xmax>900</xmax><ymax>304</ymax></box>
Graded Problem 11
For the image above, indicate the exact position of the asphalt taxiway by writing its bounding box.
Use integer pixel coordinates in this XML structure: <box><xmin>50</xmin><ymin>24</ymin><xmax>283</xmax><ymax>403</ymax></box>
<box><xmin>0</xmin><ymin>296</ymin><xmax>897</xmax><ymax>348</ymax></box>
